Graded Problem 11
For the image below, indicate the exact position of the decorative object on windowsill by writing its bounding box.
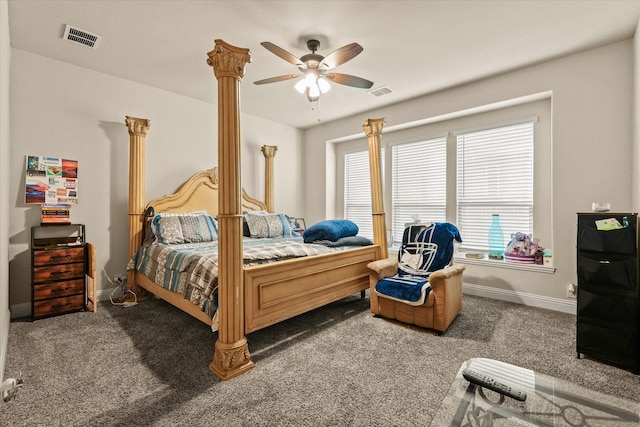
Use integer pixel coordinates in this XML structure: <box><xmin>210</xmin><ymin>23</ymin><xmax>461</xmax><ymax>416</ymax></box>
<box><xmin>465</xmin><ymin>252</ymin><xmax>484</xmax><ymax>259</ymax></box>
<box><xmin>488</xmin><ymin>213</ymin><xmax>505</xmax><ymax>260</ymax></box>
<box><xmin>504</xmin><ymin>232</ymin><xmax>545</xmax><ymax>264</ymax></box>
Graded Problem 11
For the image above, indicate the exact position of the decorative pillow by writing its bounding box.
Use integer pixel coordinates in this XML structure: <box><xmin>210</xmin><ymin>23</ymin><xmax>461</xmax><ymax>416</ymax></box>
<box><xmin>244</xmin><ymin>211</ymin><xmax>293</xmax><ymax>238</ymax></box>
<box><xmin>242</xmin><ymin>210</ymin><xmax>267</xmax><ymax>237</ymax></box>
<box><xmin>151</xmin><ymin>212</ymin><xmax>218</xmax><ymax>245</ymax></box>
<box><xmin>302</xmin><ymin>219</ymin><xmax>359</xmax><ymax>243</ymax></box>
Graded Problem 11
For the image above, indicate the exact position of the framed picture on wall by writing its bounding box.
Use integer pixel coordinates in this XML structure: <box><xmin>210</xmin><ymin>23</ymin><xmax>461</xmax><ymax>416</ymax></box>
<box><xmin>25</xmin><ymin>155</ymin><xmax>79</xmax><ymax>204</ymax></box>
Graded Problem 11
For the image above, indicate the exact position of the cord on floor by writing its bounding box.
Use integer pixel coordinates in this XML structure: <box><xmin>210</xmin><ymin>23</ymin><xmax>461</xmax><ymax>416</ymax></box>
<box><xmin>101</xmin><ymin>266</ymin><xmax>138</xmax><ymax>308</ymax></box>
<box><xmin>1</xmin><ymin>377</ymin><xmax>24</xmax><ymax>402</ymax></box>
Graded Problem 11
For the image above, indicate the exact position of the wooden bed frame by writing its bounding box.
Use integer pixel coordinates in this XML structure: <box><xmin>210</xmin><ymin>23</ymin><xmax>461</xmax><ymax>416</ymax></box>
<box><xmin>125</xmin><ymin>40</ymin><xmax>388</xmax><ymax>381</ymax></box>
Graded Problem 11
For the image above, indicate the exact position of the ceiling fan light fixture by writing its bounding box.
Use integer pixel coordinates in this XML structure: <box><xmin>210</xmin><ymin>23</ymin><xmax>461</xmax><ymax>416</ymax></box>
<box><xmin>308</xmin><ymin>83</ymin><xmax>320</xmax><ymax>99</ymax></box>
<box><xmin>318</xmin><ymin>77</ymin><xmax>331</xmax><ymax>94</ymax></box>
<box><xmin>256</xmin><ymin>39</ymin><xmax>371</xmax><ymax>103</ymax></box>
<box><xmin>304</xmin><ymin>71</ymin><xmax>318</xmax><ymax>86</ymax></box>
<box><xmin>294</xmin><ymin>78</ymin><xmax>307</xmax><ymax>94</ymax></box>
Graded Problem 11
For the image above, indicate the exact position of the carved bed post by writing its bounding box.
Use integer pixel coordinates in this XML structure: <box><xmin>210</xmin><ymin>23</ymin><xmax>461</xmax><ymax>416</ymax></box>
<box><xmin>363</xmin><ymin>118</ymin><xmax>388</xmax><ymax>259</ymax></box>
<box><xmin>261</xmin><ymin>145</ymin><xmax>277</xmax><ymax>212</ymax></box>
<box><xmin>125</xmin><ymin>116</ymin><xmax>150</xmax><ymax>292</ymax></box>
<box><xmin>206</xmin><ymin>39</ymin><xmax>254</xmax><ymax>381</ymax></box>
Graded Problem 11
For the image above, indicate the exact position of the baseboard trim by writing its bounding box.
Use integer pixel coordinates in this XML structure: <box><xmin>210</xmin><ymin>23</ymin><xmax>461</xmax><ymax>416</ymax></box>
<box><xmin>10</xmin><ymin>285</ymin><xmax>576</xmax><ymax>319</ymax></box>
<box><xmin>463</xmin><ymin>282</ymin><xmax>577</xmax><ymax>314</ymax></box>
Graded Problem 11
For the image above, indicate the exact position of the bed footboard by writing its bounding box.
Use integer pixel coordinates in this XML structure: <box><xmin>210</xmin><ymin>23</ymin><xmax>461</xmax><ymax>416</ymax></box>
<box><xmin>244</xmin><ymin>246</ymin><xmax>380</xmax><ymax>333</ymax></box>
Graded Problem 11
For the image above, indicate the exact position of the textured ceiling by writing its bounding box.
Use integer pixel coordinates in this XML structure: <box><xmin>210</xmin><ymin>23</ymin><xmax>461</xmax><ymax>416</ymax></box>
<box><xmin>8</xmin><ymin>0</ymin><xmax>640</xmax><ymax>129</ymax></box>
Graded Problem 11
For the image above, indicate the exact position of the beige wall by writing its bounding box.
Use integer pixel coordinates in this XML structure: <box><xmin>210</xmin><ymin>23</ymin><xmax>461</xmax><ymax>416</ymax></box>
<box><xmin>8</xmin><ymin>49</ymin><xmax>302</xmax><ymax>316</ymax></box>
<box><xmin>303</xmin><ymin>39</ymin><xmax>635</xmax><ymax>307</ymax></box>
<box><xmin>1</xmin><ymin>0</ymin><xmax>11</xmax><ymax>379</ymax></box>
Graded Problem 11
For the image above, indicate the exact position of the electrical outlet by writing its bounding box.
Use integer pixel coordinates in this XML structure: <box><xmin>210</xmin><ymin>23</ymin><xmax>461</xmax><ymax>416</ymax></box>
<box><xmin>114</xmin><ymin>275</ymin><xmax>127</xmax><ymax>285</ymax></box>
<box><xmin>566</xmin><ymin>283</ymin><xmax>577</xmax><ymax>298</ymax></box>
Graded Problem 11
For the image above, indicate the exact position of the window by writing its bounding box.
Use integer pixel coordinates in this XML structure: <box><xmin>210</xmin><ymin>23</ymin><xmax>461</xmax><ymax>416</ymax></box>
<box><xmin>344</xmin><ymin>149</ymin><xmax>383</xmax><ymax>239</ymax></box>
<box><xmin>391</xmin><ymin>137</ymin><xmax>446</xmax><ymax>245</ymax></box>
<box><xmin>456</xmin><ymin>122</ymin><xmax>534</xmax><ymax>251</ymax></box>
<box><xmin>338</xmin><ymin>97</ymin><xmax>550</xmax><ymax>260</ymax></box>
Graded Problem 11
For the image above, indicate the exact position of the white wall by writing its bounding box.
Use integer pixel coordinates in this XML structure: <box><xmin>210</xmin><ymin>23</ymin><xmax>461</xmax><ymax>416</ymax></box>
<box><xmin>8</xmin><ymin>49</ymin><xmax>302</xmax><ymax>317</ymax></box>
<box><xmin>1</xmin><ymin>0</ymin><xmax>11</xmax><ymax>380</ymax></box>
<box><xmin>303</xmin><ymin>40</ymin><xmax>634</xmax><ymax>306</ymax></box>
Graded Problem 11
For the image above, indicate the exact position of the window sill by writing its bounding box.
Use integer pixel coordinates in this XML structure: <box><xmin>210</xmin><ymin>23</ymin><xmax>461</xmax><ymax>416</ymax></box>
<box><xmin>453</xmin><ymin>254</ymin><xmax>556</xmax><ymax>274</ymax></box>
<box><xmin>388</xmin><ymin>247</ymin><xmax>556</xmax><ymax>274</ymax></box>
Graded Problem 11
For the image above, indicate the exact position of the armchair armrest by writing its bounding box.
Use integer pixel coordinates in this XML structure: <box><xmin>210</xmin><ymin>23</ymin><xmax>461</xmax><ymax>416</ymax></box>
<box><xmin>367</xmin><ymin>258</ymin><xmax>398</xmax><ymax>281</ymax></box>
<box><xmin>428</xmin><ymin>264</ymin><xmax>466</xmax><ymax>283</ymax></box>
<box><xmin>429</xmin><ymin>263</ymin><xmax>466</xmax><ymax>332</ymax></box>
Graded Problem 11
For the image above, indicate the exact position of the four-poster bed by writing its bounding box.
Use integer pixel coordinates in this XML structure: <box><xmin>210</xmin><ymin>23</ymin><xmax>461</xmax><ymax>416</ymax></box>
<box><xmin>125</xmin><ymin>40</ymin><xmax>388</xmax><ymax>381</ymax></box>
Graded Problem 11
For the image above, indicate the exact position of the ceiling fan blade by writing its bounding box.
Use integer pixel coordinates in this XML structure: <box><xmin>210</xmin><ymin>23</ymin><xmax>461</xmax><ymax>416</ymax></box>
<box><xmin>321</xmin><ymin>43</ymin><xmax>363</xmax><ymax>69</ymax></box>
<box><xmin>260</xmin><ymin>42</ymin><xmax>304</xmax><ymax>67</ymax></box>
<box><xmin>325</xmin><ymin>73</ymin><xmax>374</xmax><ymax>89</ymax></box>
<box><xmin>253</xmin><ymin>74</ymin><xmax>300</xmax><ymax>85</ymax></box>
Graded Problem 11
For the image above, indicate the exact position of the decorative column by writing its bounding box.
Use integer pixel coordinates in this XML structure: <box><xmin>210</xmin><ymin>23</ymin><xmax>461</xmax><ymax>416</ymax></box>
<box><xmin>363</xmin><ymin>118</ymin><xmax>388</xmax><ymax>259</ymax></box>
<box><xmin>125</xmin><ymin>116</ymin><xmax>150</xmax><ymax>292</ymax></box>
<box><xmin>260</xmin><ymin>145</ymin><xmax>278</xmax><ymax>212</ymax></box>
<box><xmin>206</xmin><ymin>39</ymin><xmax>254</xmax><ymax>381</ymax></box>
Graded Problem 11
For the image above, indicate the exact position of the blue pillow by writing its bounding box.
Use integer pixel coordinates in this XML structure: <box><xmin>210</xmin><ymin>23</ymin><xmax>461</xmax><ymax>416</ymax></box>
<box><xmin>303</xmin><ymin>219</ymin><xmax>359</xmax><ymax>243</ymax></box>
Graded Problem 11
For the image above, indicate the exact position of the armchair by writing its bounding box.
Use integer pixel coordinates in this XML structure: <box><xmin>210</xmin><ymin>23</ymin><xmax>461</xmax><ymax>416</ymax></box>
<box><xmin>367</xmin><ymin>222</ymin><xmax>466</xmax><ymax>334</ymax></box>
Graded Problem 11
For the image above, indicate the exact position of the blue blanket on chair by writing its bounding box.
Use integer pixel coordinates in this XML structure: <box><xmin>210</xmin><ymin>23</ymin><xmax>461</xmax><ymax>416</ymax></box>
<box><xmin>375</xmin><ymin>275</ymin><xmax>431</xmax><ymax>305</ymax></box>
<box><xmin>375</xmin><ymin>222</ymin><xmax>461</xmax><ymax>304</ymax></box>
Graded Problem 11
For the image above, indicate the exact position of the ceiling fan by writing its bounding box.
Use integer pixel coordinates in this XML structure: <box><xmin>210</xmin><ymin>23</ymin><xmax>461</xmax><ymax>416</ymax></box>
<box><xmin>253</xmin><ymin>39</ymin><xmax>374</xmax><ymax>102</ymax></box>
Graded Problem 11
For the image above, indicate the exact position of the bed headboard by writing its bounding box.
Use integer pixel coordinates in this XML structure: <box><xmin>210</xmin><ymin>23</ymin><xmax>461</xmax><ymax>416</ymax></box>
<box><xmin>145</xmin><ymin>167</ymin><xmax>267</xmax><ymax>217</ymax></box>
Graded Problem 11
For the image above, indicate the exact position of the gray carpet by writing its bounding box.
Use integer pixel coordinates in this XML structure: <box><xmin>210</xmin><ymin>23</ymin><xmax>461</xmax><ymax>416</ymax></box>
<box><xmin>1</xmin><ymin>294</ymin><xmax>638</xmax><ymax>426</ymax></box>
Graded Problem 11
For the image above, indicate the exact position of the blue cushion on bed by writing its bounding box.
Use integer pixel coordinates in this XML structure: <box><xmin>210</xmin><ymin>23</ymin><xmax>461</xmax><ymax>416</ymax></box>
<box><xmin>303</xmin><ymin>219</ymin><xmax>359</xmax><ymax>243</ymax></box>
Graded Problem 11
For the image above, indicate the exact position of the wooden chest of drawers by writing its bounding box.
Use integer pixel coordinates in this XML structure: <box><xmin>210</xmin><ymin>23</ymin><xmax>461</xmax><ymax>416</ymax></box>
<box><xmin>31</xmin><ymin>225</ymin><xmax>87</xmax><ymax>320</ymax></box>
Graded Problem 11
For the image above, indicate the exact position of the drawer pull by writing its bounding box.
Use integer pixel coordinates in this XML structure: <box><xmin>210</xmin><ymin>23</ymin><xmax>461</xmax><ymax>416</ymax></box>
<box><xmin>51</xmin><ymin>255</ymin><xmax>72</xmax><ymax>261</ymax></box>
<box><xmin>51</xmin><ymin>270</ymin><xmax>70</xmax><ymax>276</ymax></box>
<box><xmin>52</xmin><ymin>287</ymin><xmax>72</xmax><ymax>293</ymax></box>
<box><xmin>53</xmin><ymin>303</ymin><xmax>71</xmax><ymax>309</ymax></box>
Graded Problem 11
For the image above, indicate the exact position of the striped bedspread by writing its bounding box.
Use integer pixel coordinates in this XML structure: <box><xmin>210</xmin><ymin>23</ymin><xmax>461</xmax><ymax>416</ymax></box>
<box><xmin>131</xmin><ymin>236</ymin><xmax>334</xmax><ymax>320</ymax></box>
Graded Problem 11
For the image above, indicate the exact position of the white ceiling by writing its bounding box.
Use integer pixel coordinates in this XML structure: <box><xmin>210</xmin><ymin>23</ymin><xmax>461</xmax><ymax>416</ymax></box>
<box><xmin>7</xmin><ymin>0</ymin><xmax>640</xmax><ymax>129</ymax></box>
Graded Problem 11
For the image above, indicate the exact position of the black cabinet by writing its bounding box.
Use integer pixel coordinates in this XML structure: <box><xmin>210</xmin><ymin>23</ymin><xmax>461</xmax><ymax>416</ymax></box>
<box><xmin>576</xmin><ymin>213</ymin><xmax>639</xmax><ymax>374</ymax></box>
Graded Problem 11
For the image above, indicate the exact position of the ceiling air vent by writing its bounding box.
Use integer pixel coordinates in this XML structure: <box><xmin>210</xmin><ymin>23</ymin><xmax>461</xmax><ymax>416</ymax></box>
<box><xmin>63</xmin><ymin>25</ymin><xmax>101</xmax><ymax>49</ymax></box>
<box><xmin>368</xmin><ymin>86</ymin><xmax>393</xmax><ymax>97</ymax></box>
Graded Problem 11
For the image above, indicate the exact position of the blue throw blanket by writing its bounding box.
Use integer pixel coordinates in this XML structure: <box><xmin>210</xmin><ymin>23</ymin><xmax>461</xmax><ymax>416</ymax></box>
<box><xmin>375</xmin><ymin>222</ymin><xmax>461</xmax><ymax>304</ymax></box>
<box><xmin>397</xmin><ymin>222</ymin><xmax>461</xmax><ymax>276</ymax></box>
<box><xmin>303</xmin><ymin>219</ymin><xmax>359</xmax><ymax>243</ymax></box>
<box><xmin>375</xmin><ymin>275</ymin><xmax>431</xmax><ymax>305</ymax></box>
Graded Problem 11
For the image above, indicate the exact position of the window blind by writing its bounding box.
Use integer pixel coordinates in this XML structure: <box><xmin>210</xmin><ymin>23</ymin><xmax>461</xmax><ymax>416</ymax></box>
<box><xmin>344</xmin><ymin>149</ymin><xmax>384</xmax><ymax>240</ymax></box>
<box><xmin>391</xmin><ymin>137</ymin><xmax>447</xmax><ymax>245</ymax></box>
<box><xmin>456</xmin><ymin>122</ymin><xmax>534</xmax><ymax>251</ymax></box>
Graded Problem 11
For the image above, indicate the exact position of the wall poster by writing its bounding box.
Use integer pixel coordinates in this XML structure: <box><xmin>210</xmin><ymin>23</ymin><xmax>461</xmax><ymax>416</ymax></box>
<box><xmin>25</xmin><ymin>155</ymin><xmax>79</xmax><ymax>204</ymax></box>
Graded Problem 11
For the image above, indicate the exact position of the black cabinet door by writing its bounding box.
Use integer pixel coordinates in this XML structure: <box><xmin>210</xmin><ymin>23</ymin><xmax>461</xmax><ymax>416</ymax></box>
<box><xmin>576</xmin><ymin>213</ymin><xmax>639</xmax><ymax>374</ymax></box>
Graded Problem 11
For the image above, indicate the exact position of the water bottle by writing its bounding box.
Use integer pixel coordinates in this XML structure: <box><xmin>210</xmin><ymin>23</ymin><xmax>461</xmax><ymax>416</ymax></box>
<box><xmin>488</xmin><ymin>214</ymin><xmax>505</xmax><ymax>260</ymax></box>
